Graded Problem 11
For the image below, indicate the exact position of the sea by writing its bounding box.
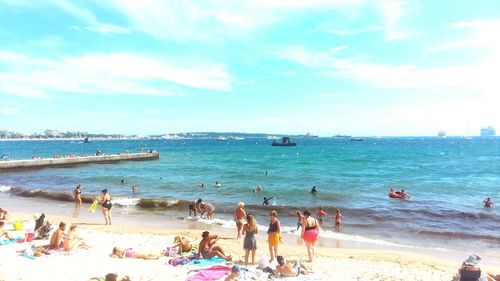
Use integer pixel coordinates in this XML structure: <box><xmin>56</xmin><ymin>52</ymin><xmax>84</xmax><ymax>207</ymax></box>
<box><xmin>0</xmin><ymin>137</ymin><xmax>499</xmax><ymax>263</ymax></box>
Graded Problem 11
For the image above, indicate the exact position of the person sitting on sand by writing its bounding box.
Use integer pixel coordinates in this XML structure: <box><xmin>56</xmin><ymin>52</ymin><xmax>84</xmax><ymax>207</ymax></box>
<box><xmin>483</xmin><ymin>198</ymin><xmax>494</xmax><ymax>207</ymax></box>
<box><xmin>0</xmin><ymin>208</ymin><xmax>9</xmax><ymax>220</ymax></box>
<box><xmin>456</xmin><ymin>254</ymin><xmax>486</xmax><ymax>281</ymax></box>
<box><xmin>50</xmin><ymin>222</ymin><xmax>66</xmax><ymax>249</ymax></box>
<box><xmin>234</xmin><ymin>202</ymin><xmax>246</xmax><ymax>239</ymax></box>
<box><xmin>224</xmin><ymin>265</ymin><xmax>241</xmax><ymax>281</ymax></box>
<box><xmin>198</xmin><ymin>231</ymin><xmax>232</xmax><ymax>260</ymax></box>
<box><xmin>0</xmin><ymin>221</ymin><xmax>14</xmax><ymax>240</ymax></box>
<box><xmin>275</xmin><ymin>256</ymin><xmax>307</xmax><ymax>277</ymax></box>
<box><xmin>63</xmin><ymin>225</ymin><xmax>88</xmax><ymax>251</ymax></box>
<box><xmin>172</xmin><ymin>236</ymin><xmax>192</xmax><ymax>255</ymax></box>
<box><xmin>111</xmin><ymin>247</ymin><xmax>159</xmax><ymax>260</ymax></box>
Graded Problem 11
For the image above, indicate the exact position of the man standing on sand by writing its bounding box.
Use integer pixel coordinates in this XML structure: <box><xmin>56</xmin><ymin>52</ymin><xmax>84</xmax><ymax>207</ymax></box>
<box><xmin>50</xmin><ymin>222</ymin><xmax>66</xmax><ymax>249</ymax></box>
<box><xmin>234</xmin><ymin>202</ymin><xmax>246</xmax><ymax>239</ymax></box>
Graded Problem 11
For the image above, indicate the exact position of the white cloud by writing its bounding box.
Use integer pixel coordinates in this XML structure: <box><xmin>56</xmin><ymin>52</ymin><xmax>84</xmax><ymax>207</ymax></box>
<box><xmin>279</xmin><ymin>46</ymin><xmax>500</xmax><ymax>94</ymax></box>
<box><xmin>374</xmin><ymin>0</ymin><xmax>411</xmax><ymax>40</ymax></box>
<box><xmin>74</xmin><ymin>23</ymin><xmax>130</xmax><ymax>35</ymax></box>
<box><xmin>0</xmin><ymin>51</ymin><xmax>232</xmax><ymax>98</ymax></box>
<box><xmin>331</xmin><ymin>45</ymin><xmax>348</xmax><ymax>52</ymax></box>
<box><xmin>428</xmin><ymin>20</ymin><xmax>500</xmax><ymax>53</ymax></box>
<box><xmin>327</xmin><ymin>26</ymin><xmax>382</xmax><ymax>35</ymax></box>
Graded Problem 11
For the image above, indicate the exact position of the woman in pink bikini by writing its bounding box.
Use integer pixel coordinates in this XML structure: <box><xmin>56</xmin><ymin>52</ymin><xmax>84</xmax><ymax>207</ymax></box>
<box><xmin>301</xmin><ymin>209</ymin><xmax>320</xmax><ymax>262</ymax></box>
<box><xmin>112</xmin><ymin>247</ymin><xmax>159</xmax><ymax>260</ymax></box>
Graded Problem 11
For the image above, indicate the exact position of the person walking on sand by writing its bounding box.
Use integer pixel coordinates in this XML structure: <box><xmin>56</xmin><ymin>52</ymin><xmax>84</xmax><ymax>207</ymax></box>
<box><xmin>74</xmin><ymin>185</ymin><xmax>82</xmax><ymax>207</ymax></box>
<box><xmin>234</xmin><ymin>202</ymin><xmax>246</xmax><ymax>239</ymax></box>
<box><xmin>267</xmin><ymin>210</ymin><xmax>281</xmax><ymax>262</ymax></box>
<box><xmin>334</xmin><ymin>209</ymin><xmax>343</xmax><ymax>230</ymax></box>
<box><xmin>198</xmin><ymin>231</ymin><xmax>232</xmax><ymax>260</ymax></box>
<box><xmin>301</xmin><ymin>210</ymin><xmax>319</xmax><ymax>262</ymax></box>
<box><xmin>243</xmin><ymin>214</ymin><xmax>258</xmax><ymax>266</ymax></box>
<box><xmin>98</xmin><ymin>189</ymin><xmax>112</xmax><ymax>225</ymax></box>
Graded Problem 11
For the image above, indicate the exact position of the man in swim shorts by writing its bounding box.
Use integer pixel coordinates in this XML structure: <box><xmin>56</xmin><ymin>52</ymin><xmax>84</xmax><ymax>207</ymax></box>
<box><xmin>275</xmin><ymin>256</ymin><xmax>303</xmax><ymax>277</ymax></box>
<box><xmin>315</xmin><ymin>207</ymin><xmax>328</xmax><ymax>224</ymax></box>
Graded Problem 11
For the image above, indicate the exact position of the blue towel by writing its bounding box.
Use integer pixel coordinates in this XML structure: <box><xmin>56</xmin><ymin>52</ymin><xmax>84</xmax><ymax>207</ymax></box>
<box><xmin>189</xmin><ymin>257</ymin><xmax>226</xmax><ymax>267</ymax></box>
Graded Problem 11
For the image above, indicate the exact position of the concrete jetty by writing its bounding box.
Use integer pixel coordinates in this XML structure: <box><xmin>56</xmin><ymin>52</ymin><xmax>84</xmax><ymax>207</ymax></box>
<box><xmin>0</xmin><ymin>152</ymin><xmax>159</xmax><ymax>172</ymax></box>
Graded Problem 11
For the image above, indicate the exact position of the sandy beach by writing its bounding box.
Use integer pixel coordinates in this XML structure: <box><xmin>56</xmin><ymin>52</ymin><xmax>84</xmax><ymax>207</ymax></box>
<box><xmin>1</xmin><ymin>210</ymin><xmax>498</xmax><ymax>281</ymax></box>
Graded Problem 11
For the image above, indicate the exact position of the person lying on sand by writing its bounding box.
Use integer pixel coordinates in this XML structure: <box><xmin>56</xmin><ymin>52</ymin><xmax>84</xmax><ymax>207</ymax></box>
<box><xmin>198</xmin><ymin>231</ymin><xmax>232</xmax><ymax>260</ymax></box>
<box><xmin>63</xmin><ymin>225</ymin><xmax>88</xmax><ymax>251</ymax></box>
<box><xmin>49</xmin><ymin>222</ymin><xmax>66</xmax><ymax>249</ymax></box>
<box><xmin>111</xmin><ymin>247</ymin><xmax>159</xmax><ymax>260</ymax></box>
<box><xmin>172</xmin><ymin>236</ymin><xmax>192</xmax><ymax>255</ymax></box>
<box><xmin>0</xmin><ymin>221</ymin><xmax>14</xmax><ymax>240</ymax></box>
<box><xmin>275</xmin><ymin>255</ymin><xmax>309</xmax><ymax>277</ymax></box>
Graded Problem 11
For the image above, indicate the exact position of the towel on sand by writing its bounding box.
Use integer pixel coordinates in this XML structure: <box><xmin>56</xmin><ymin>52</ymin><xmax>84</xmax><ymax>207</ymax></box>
<box><xmin>189</xmin><ymin>257</ymin><xmax>226</xmax><ymax>267</ymax></box>
<box><xmin>186</xmin><ymin>265</ymin><xmax>231</xmax><ymax>281</ymax></box>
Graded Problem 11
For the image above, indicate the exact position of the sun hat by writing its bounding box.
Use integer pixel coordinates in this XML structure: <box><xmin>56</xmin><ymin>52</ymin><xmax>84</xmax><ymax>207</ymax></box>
<box><xmin>464</xmin><ymin>254</ymin><xmax>481</xmax><ymax>266</ymax></box>
<box><xmin>237</xmin><ymin>202</ymin><xmax>244</xmax><ymax>208</ymax></box>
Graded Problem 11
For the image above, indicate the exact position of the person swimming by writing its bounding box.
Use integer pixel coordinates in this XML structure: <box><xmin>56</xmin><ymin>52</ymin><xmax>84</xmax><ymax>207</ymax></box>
<box><xmin>254</xmin><ymin>185</ymin><xmax>263</xmax><ymax>193</ymax></box>
<box><xmin>310</xmin><ymin>186</ymin><xmax>317</xmax><ymax>194</ymax></box>
<box><xmin>483</xmin><ymin>198</ymin><xmax>494</xmax><ymax>207</ymax></box>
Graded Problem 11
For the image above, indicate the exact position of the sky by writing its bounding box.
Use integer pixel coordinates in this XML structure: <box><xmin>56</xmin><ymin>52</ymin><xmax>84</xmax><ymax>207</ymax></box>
<box><xmin>1</xmin><ymin>0</ymin><xmax>500</xmax><ymax>136</ymax></box>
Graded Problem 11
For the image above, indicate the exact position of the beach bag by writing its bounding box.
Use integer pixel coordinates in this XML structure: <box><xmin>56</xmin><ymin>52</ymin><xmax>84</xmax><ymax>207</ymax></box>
<box><xmin>257</xmin><ymin>254</ymin><xmax>269</xmax><ymax>269</ymax></box>
<box><xmin>13</xmin><ymin>221</ymin><xmax>24</xmax><ymax>231</ymax></box>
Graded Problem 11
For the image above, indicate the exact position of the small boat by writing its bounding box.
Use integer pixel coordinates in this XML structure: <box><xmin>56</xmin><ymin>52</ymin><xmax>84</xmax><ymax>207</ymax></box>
<box><xmin>272</xmin><ymin>137</ymin><xmax>296</xmax><ymax>146</ymax></box>
<box><xmin>350</xmin><ymin>137</ymin><xmax>363</xmax><ymax>141</ymax></box>
<box><xmin>83</xmin><ymin>137</ymin><xmax>90</xmax><ymax>143</ymax></box>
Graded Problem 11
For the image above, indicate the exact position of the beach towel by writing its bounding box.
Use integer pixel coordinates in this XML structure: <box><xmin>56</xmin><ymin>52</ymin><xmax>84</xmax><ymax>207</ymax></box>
<box><xmin>186</xmin><ymin>265</ymin><xmax>231</xmax><ymax>281</ymax></box>
<box><xmin>189</xmin><ymin>257</ymin><xmax>226</xmax><ymax>267</ymax></box>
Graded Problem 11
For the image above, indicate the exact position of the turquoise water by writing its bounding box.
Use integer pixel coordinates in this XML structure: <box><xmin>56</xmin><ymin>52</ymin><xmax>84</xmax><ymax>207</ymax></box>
<box><xmin>0</xmin><ymin>137</ymin><xmax>499</xmax><ymax>257</ymax></box>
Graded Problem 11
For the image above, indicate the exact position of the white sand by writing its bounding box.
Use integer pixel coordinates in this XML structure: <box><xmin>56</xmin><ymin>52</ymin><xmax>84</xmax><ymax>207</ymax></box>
<box><xmin>1</xmin><ymin>211</ymin><xmax>499</xmax><ymax>281</ymax></box>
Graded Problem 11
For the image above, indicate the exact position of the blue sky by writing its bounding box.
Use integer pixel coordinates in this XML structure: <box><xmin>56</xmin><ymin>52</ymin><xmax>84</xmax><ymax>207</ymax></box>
<box><xmin>1</xmin><ymin>0</ymin><xmax>499</xmax><ymax>136</ymax></box>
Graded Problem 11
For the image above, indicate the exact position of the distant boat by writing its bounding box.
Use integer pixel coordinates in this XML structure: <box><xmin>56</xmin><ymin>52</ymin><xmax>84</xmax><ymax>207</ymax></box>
<box><xmin>266</xmin><ymin>135</ymin><xmax>280</xmax><ymax>140</ymax></box>
<box><xmin>334</xmin><ymin>134</ymin><xmax>351</xmax><ymax>138</ymax></box>
<box><xmin>83</xmin><ymin>137</ymin><xmax>90</xmax><ymax>143</ymax></box>
<box><xmin>217</xmin><ymin>136</ymin><xmax>228</xmax><ymax>141</ymax></box>
<box><xmin>438</xmin><ymin>130</ymin><xmax>446</xmax><ymax>138</ymax></box>
<box><xmin>350</xmin><ymin>137</ymin><xmax>364</xmax><ymax>141</ymax></box>
<box><xmin>304</xmin><ymin>132</ymin><xmax>318</xmax><ymax>138</ymax></box>
<box><xmin>272</xmin><ymin>137</ymin><xmax>296</xmax><ymax>146</ymax></box>
<box><xmin>480</xmin><ymin>126</ymin><xmax>496</xmax><ymax>137</ymax></box>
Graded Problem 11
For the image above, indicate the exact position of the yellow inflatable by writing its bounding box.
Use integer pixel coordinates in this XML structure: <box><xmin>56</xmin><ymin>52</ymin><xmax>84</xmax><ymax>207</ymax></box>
<box><xmin>88</xmin><ymin>199</ymin><xmax>99</xmax><ymax>213</ymax></box>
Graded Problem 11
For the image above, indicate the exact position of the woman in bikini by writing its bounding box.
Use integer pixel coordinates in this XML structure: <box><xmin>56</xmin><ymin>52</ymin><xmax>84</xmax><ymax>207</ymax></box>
<box><xmin>197</xmin><ymin>231</ymin><xmax>231</xmax><ymax>260</ymax></box>
<box><xmin>172</xmin><ymin>236</ymin><xmax>192</xmax><ymax>255</ymax></box>
<box><xmin>98</xmin><ymin>189</ymin><xmax>112</xmax><ymax>225</ymax></box>
<box><xmin>234</xmin><ymin>202</ymin><xmax>246</xmax><ymax>239</ymax></box>
<box><xmin>301</xmin><ymin>209</ymin><xmax>320</xmax><ymax>262</ymax></box>
<box><xmin>267</xmin><ymin>210</ymin><xmax>281</xmax><ymax>262</ymax></box>
<box><xmin>74</xmin><ymin>185</ymin><xmax>82</xmax><ymax>207</ymax></box>
<box><xmin>112</xmin><ymin>247</ymin><xmax>159</xmax><ymax>260</ymax></box>
<box><xmin>63</xmin><ymin>225</ymin><xmax>88</xmax><ymax>251</ymax></box>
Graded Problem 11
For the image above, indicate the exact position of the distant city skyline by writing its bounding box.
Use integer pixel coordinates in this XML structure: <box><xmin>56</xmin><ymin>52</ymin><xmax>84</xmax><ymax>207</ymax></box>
<box><xmin>1</xmin><ymin>1</ymin><xmax>500</xmax><ymax>136</ymax></box>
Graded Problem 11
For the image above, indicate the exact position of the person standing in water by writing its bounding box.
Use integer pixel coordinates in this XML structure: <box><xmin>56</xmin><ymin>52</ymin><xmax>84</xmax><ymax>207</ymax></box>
<box><xmin>98</xmin><ymin>189</ymin><xmax>112</xmax><ymax>225</ymax></box>
<box><xmin>310</xmin><ymin>186</ymin><xmax>317</xmax><ymax>194</ymax></box>
<box><xmin>334</xmin><ymin>209</ymin><xmax>343</xmax><ymax>230</ymax></box>
<box><xmin>483</xmin><ymin>198</ymin><xmax>494</xmax><ymax>207</ymax></box>
<box><xmin>74</xmin><ymin>185</ymin><xmax>82</xmax><ymax>207</ymax></box>
<box><xmin>131</xmin><ymin>185</ymin><xmax>137</xmax><ymax>194</ymax></box>
<box><xmin>234</xmin><ymin>202</ymin><xmax>246</xmax><ymax>239</ymax></box>
<box><xmin>315</xmin><ymin>207</ymin><xmax>328</xmax><ymax>225</ymax></box>
<box><xmin>263</xmin><ymin>197</ymin><xmax>274</xmax><ymax>206</ymax></box>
